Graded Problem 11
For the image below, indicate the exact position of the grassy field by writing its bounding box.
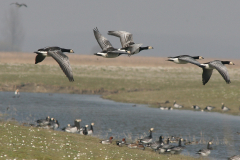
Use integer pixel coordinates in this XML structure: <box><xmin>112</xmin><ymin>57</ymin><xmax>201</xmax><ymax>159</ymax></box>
<box><xmin>0</xmin><ymin>120</ymin><xmax>197</xmax><ymax>160</ymax></box>
<box><xmin>0</xmin><ymin>52</ymin><xmax>240</xmax><ymax>115</ymax></box>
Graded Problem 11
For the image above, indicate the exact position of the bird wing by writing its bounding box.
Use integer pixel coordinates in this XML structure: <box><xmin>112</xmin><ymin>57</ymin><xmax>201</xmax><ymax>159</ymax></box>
<box><xmin>202</xmin><ymin>68</ymin><xmax>213</xmax><ymax>85</ymax></box>
<box><xmin>35</xmin><ymin>54</ymin><xmax>46</xmax><ymax>64</ymax></box>
<box><xmin>108</xmin><ymin>31</ymin><xmax>135</xmax><ymax>48</ymax></box>
<box><xmin>178</xmin><ymin>56</ymin><xmax>202</xmax><ymax>66</ymax></box>
<box><xmin>209</xmin><ymin>61</ymin><xmax>231</xmax><ymax>84</ymax></box>
<box><xmin>48</xmin><ymin>50</ymin><xmax>74</xmax><ymax>82</ymax></box>
<box><xmin>93</xmin><ymin>27</ymin><xmax>113</xmax><ymax>51</ymax></box>
<box><xmin>22</xmin><ymin>4</ymin><xmax>27</xmax><ymax>7</ymax></box>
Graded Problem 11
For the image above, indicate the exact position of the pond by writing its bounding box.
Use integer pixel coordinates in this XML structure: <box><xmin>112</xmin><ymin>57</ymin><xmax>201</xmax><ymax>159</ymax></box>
<box><xmin>0</xmin><ymin>91</ymin><xmax>239</xmax><ymax>160</ymax></box>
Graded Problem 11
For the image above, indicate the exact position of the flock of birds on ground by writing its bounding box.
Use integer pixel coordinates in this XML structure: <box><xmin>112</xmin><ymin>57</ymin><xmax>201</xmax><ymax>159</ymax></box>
<box><xmin>9</xmin><ymin>2</ymin><xmax>239</xmax><ymax>160</ymax></box>
<box><xmin>29</xmin><ymin>116</ymin><xmax>240</xmax><ymax>159</ymax></box>
<box><xmin>159</xmin><ymin>100</ymin><xmax>231</xmax><ymax>112</ymax></box>
<box><xmin>34</xmin><ymin>117</ymin><xmax>94</xmax><ymax>135</ymax></box>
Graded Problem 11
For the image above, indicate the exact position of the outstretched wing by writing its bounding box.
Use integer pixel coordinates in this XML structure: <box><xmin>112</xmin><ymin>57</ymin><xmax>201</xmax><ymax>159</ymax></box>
<box><xmin>209</xmin><ymin>61</ymin><xmax>231</xmax><ymax>84</ymax></box>
<box><xmin>48</xmin><ymin>50</ymin><xmax>74</xmax><ymax>82</ymax></box>
<box><xmin>21</xmin><ymin>4</ymin><xmax>27</xmax><ymax>7</ymax></box>
<box><xmin>178</xmin><ymin>56</ymin><xmax>202</xmax><ymax>67</ymax></box>
<box><xmin>202</xmin><ymin>68</ymin><xmax>213</xmax><ymax>85</ymax></box>
<box><xmin>108</xmin><ymin>31</ymin><xmax>135</xmax><ymax>48</ymax></box>
<box><xmin>93</xmin><ymin>27</ymin><xmax>113</xmax><ymax>51</ymax></box>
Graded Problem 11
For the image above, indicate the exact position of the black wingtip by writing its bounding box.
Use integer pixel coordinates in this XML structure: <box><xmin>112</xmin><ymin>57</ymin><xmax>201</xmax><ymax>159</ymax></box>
<box><xmin>69</xmin><ymin>78</ymin><xmax>74</xmax><ymax>82</ymax></box>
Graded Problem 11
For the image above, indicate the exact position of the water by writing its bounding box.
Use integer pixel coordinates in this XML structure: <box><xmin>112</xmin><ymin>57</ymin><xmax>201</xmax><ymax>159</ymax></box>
<box><xmin>0</xmin><ymin>91</ymin><xmax>239</xmax><ymax>159</ymax></box>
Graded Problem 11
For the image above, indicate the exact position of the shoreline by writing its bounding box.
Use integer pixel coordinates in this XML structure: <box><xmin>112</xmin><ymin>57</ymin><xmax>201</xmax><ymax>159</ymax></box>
<box><xmin>0</xmin><ymin>52</ymin><xmax>239</xmax><ymax>116</ymax></box>
<box><xmin>2</xmin><ymin>84</ymin><xmax>239</xmax><ymax>117</ymax></box>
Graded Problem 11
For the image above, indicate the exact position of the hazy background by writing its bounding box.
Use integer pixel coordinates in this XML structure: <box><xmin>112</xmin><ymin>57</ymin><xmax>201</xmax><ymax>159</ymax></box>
<box><xmin>0</xmin><ymin>0</ymin><xmax>240</xmax><ymax>58</ymax></box>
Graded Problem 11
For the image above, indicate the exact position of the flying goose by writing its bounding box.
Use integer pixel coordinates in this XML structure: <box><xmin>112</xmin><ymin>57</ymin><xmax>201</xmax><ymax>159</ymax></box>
<box><xmin>222</xmin><ymin>103</ymin><xmax>230</xmax><ymax>111</ymax></box>
<box><xmin>93</xmin><ymin>28</ymin><xmax>130</xmax><ymax>58</ymax></box>
<box><xmin>108</xmin><ymin>30</ymin><xmax>153</xmax><ymax>56</ymax></box>
<box><xmin>173</xmin><ymin>101</ymin><xmax>183</xmax><ymax>109</ymax></box>
<box><xmin>138</xmin><ymin>128</ymin><xmax>154</xmax><ymax>144</ymax></box>
<box><xmin>192</xmin><ymin>105</ymin><xmax>201</xmax><ymax>110</ymax></box>
<box><xmin>34</xmin><ymin>46</ymin><xmax>74</xmax><ymax>82</ymax></box>
<box><xmin>10</xmin><ymin>2</ymin><xmax>27</xmax><ymax>7</ymax></box>
<box><xmin>196</xmin><ymin>141</ymin><xmax>212</xmax><ymax>156</ymax></box>
<box><xmin>100</xmin><ymin>136</ymin><xmax>113</xmax><ymax>144</ymax></box>
<box><xmin>167</xmin><ymin>55</ymin><xmax>204</xmax><ymax>66</ymax></box>
<box><xmin>199</xmin><ymin>60</ymin><xmax>234</xmax><ymax>85</ymax></box>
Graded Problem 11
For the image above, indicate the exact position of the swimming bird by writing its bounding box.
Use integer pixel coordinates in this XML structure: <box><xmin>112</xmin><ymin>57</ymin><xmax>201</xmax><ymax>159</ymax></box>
<box><xmin>204</xmin><ymin>106</ymin><xmax>215</xmax><ymax>111</ymax></box>
<box><xmin>62</xmin><ymin>119</ymin><xmax>81</xmax><ymax>133</ymax></box>
<box><xmin>93</xmin><ymin>28</ymin><xmax>130</xmax><ymax>58</ymax></box>
<box><xmin>10</xmin><ymin>2</ymin><xmax>27</xmax><ymax>7</ymax></box>
<box><xmin>196</xmin><ymin>141</ymin><xmax>212</xmax><ymax>156</ymax></box>
<box><xmin>100</xmin><ymin>136</ymin><xmax>113</xmax><ymax>144</ymax></box>
<box><xmin>199</xmin><ymin>60</ymin><xmax>234</xmax><ymax>85</ymax></box>
<box><xmin>139</xmin><ymin>128</ymin><xmax>154</xmax><ymax>144</ymax></box>
<box><xmin>108</xmin><ymin>30</ymin><xmax>153</xmax><ymax>56</ymax></box>
<box><xmin>192</xmin><ymin>105</ymin><xmax>201</xmax><ymax>110</ymax></box>
<box><xmin>168</xmin><ymin>138</ymin><xmax>185</xmax><ymax>154</ymax></box>
<box><xmin>87</xmin><ymin>123</ymin><xmax>94</xmax><ymax>135</ymax></box>
<box><xmin>34</xmin><ymin>46</ymin><xmax>74</xmax><ymax>82</ymax></box>
<box><xmin>222</xmin><ymin>103</ymin><xmax>230</xmax><ymax>111</ymax></box>
<box><xmin>13</xmin><ymin>89</ymin><xmax>20</xmax><ymax>98</ymax></box>
<box><xmin>229</xmin><ymin>155</ymin><xmax>240</xmax><ymax>160</ymax></box>
<box><xmin>167</xmin><ymin>55</ymin><xmax>204</xmax><ymax>66</ymax></box>
<box><xmin>173</xmin><ymin>101</ymin><xmax>183</xmax><ymax>109</ymax></box>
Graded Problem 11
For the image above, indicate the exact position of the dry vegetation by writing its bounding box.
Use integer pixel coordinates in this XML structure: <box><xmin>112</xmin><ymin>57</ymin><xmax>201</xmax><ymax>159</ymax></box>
<box><xmin>0</xmin><ymin>52</ymin><xmax>240</xmax><ymax>115</ymax></box>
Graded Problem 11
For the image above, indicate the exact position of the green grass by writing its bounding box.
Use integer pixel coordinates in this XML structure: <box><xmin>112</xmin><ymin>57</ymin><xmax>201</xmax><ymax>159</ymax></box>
<box><xmin>0</xmin><ymin>63</ymin><xmax>240</xmax><ymax>115</ymax></box>
<box><xmin>0</xmin><ymin>120</ymin><xmax>196</xmax><ymax>160</ymax></box>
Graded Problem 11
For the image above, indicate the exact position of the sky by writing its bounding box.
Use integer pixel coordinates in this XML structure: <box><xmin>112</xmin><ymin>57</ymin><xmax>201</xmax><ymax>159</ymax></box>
<box><xmin>0</xmin><ymin>0</ymin><xmax>240</xmax><ymax>58</ymax></box>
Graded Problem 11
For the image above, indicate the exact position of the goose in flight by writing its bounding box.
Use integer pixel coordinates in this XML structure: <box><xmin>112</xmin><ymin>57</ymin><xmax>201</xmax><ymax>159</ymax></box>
<box><xmin>93</xmin><ymin>28</ymin><xmax>130</xmax><ymax>58</ymax></box>
<box><xmin>199</xmin><ymin>60</ymin><xmax>234</xmax><ymax>85</ymax></box>
<box><xmin>34</xmin><ymin>46</ymin><xmax>74</xmax><ymax>82</ymax></box>
<box><xmin>108</xmin><ymin>30</ymin><xmax>153</xmax><ymax>56</ymax></box>
<box><xmin>10</xmin><ymin>2</ymin><xmax>27</xmax><ymax>7</ymax></box>
<box><xmin>167</xmin><ymin>55</ymin><xmax>204</xmax><ymax>66</ymax></box>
